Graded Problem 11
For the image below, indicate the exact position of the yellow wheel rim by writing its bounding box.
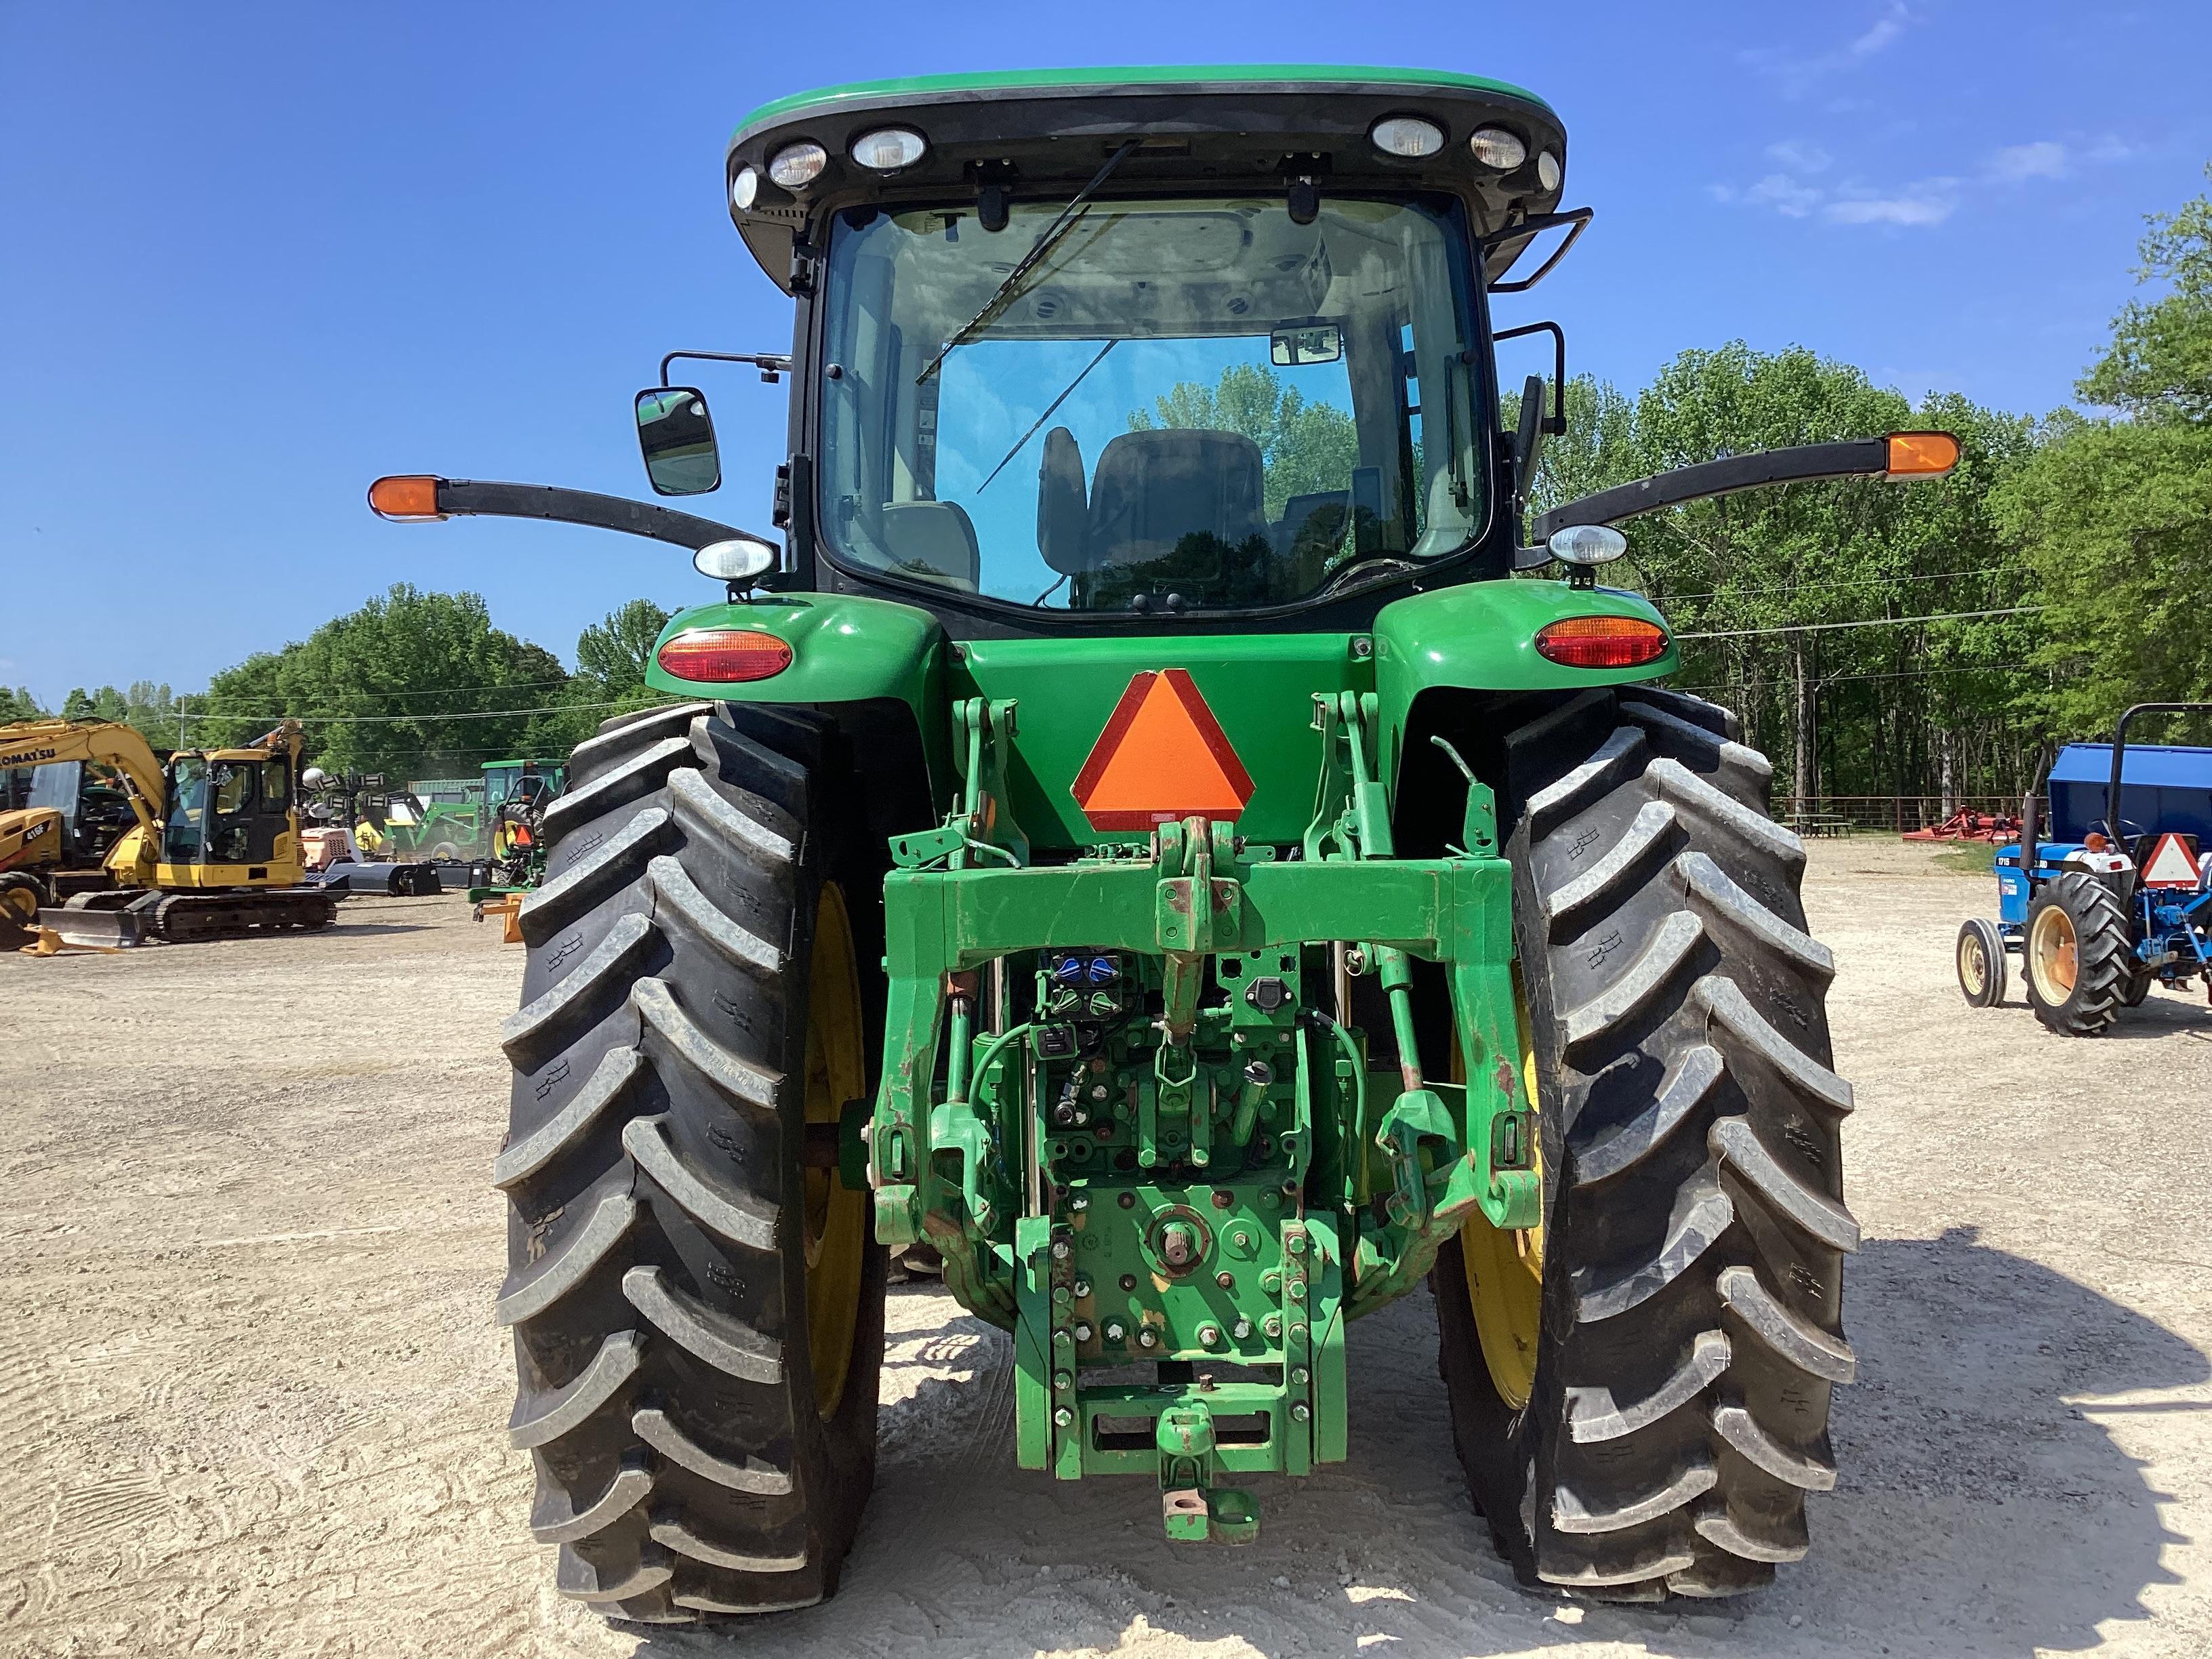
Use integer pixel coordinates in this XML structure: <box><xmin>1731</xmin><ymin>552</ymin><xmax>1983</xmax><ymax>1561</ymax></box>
<box><xmin>1958</xmin><ymin>931</ymin><xmax>1987</xmax><ymax>998</ymax></box>
<box><xmin>2028</xmin><ymin>903</ymin><xmax>2078</xmax><ymax>1002</ymax></box>
<box><xmin>802</xmin><ymin>884</ymin><xmax>868</xmax><ymax>1419</ymax></box>
<box><xmin>1456</xmin><ymin>975</ymin><xmax>1546</xmax><ymax>1411</ymax></box>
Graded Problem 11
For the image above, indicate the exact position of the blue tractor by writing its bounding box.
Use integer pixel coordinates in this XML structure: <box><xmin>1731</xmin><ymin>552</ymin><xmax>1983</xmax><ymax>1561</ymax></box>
<box><xmin>1957</xmin><ymin>703</ymin><xmax>2212</xmax><ymax>1034</ymax></box>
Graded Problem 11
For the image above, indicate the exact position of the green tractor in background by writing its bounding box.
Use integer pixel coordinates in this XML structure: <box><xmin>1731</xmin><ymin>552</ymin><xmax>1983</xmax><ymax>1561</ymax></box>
<box><xmin>377</xmin><ymin>757</ymin><xmax>568</xmax><ymax>864</ymax></box>
<box><xmin>374</xmin><ymin>66</ymin><xmax>1959</xmax><ymax>1621</ymax></box>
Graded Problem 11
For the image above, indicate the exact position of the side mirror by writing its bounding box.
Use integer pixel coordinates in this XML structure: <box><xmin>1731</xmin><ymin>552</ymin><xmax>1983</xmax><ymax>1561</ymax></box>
<box><xmin>635</xmin><ymin>386</ymin><xmax>722</xmax><ymax>496</ymax></box>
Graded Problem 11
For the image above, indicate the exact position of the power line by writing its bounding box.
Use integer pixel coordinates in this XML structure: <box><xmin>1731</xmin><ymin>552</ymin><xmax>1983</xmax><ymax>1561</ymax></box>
<box><xmin>1639</xmin><ymin>566</ymin><xmax>2018</xmax><ymax>605</ymax></box>
<box><xmin>1673</xmin><ymin>660</ymin><xmax>2068</xmax><ymax>693</ymax></box>
<box><xmin>181</xmin><ymin>699</ymin><xmax>642</xmax><ymax>726</ymax></box>
<box><xmin>1674</xmin><ymin>605</ymin><xmax>2047</xmax><ymax>641</ymax></box>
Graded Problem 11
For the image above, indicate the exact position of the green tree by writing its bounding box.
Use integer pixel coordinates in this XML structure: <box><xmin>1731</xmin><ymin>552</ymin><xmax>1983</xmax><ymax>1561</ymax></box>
<box><xmin>1130</xmin><ymin>363</ymin><xmax>1360</xmax><ymax>518</ymax></box>
<box><xmin>2078</xmin><ymin>163</ymin><xmax>2212</xmax><ymax>423</ymax></box>
<box><xmin>0</xmin><ymin>687</ymin><xmax>44</xmax><ymax>723</ymax></box>
<box><xmin>2001</xmin><ymin>167</ymin><xmax>2212</xmax><ymax>739</ymax></box>
<box><xmin>194</xmin><ymin>584</ymin><xmax>570</xmax><ymax>779</ymax></box>
<box><xmin>56</xmin><ymin>682</ymin><xmax>184</xmax><ymax>750</ymax></box>
<box><xmin>539</xmin><ymin>599</ymin><xmax>678</xmax><ymax>749</ymax></box>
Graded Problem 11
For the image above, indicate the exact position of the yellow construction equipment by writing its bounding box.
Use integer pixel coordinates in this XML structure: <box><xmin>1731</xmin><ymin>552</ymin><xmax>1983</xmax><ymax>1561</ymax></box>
<box><xmin>0</xmin><ymin>718</ymin><xmax>339</xmax><ymax>947</ymax></box>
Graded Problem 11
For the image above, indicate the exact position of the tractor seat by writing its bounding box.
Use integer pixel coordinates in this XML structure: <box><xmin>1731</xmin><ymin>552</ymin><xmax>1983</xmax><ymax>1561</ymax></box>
<box><xmin>1084</xmin><ymin>428</ymin><xmax>1269</xmax><ymax>570</ymax></box>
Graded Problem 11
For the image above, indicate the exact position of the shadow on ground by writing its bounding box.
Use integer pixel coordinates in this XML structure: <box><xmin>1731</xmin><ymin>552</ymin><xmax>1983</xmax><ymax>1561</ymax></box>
<box><xmin>634</xmin><ymin>1229</ymin><xmax>2201</xmax><ymax>1659</ymax></box>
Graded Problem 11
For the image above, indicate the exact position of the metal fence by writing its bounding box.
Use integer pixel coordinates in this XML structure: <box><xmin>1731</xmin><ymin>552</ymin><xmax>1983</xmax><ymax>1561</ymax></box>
<box><xmin>1774</xmin><ymin>795</ymin><xmax>2024</xmax><ymax>836</ymax></box>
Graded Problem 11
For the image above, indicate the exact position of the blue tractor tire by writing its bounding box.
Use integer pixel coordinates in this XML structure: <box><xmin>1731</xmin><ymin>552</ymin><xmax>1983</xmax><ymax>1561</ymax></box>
<box><xmin>1955</xmin><ymin>918</ymin><xmax>2007</xmax><ymax>1008</ymax></box>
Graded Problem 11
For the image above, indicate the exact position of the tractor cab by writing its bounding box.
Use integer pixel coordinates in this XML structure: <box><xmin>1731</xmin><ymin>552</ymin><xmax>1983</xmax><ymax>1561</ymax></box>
<box><xmin>692</xmin><ymin>68</ymin><xmax>1572</xmax><ymax>623</ymax></box>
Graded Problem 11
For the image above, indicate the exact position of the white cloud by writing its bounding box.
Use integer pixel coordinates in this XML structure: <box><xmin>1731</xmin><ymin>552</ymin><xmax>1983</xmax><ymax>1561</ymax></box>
<box><xmin>1746</xmin><ymin>173</ymin><xmax>1825</xmax><ymax>218</ymax></box>
<box><xmin>1742</xmin><ymin>3</ymin><xmax>1915</xmax><ymax>93</ymax></box>
<box><xmin>1824</xmin><ymin>181</ymin><xmax>1959</xmax><ymax>226</ymax></box>
<box><xmin>1987</xmin><ymin>140</ymin><xmax>2068</xmax><ymax>182</ymax></box>
<box><xmin>1766</xmin><ymin>140</ymin><xmax>1834</xmax><ymax>174</ymax></box>
<box><xmin>1849</xmin><ymin>5</ymin><xmax>1910</xmax><ymax>57</ymax></box>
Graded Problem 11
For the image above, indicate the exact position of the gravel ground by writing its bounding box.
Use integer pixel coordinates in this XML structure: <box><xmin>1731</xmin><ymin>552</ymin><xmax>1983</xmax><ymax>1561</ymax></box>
<box><xmin>3</xmin><ymin>841</ymin><xmax>2211</xmax><ymax>1658</ymax></box>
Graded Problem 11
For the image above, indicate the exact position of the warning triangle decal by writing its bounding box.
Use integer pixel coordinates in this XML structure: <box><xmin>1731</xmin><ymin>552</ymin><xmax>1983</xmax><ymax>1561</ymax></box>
<box><xmin>1072</xmin><ymin>669</ymin><xmax>1255</xmax><ymax>831</ymax></box>
<box><xmin>2141</xmin><ymin>832</ymin><xmax>2203</xmax><ymax>888</ymax></box>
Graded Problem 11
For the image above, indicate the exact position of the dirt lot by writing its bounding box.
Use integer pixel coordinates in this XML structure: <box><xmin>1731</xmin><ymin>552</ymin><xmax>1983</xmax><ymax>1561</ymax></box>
<box><xmin>4</xmin><ymin>841</ymin><xmax>2211</xmax><ymax>1658</ymax></box>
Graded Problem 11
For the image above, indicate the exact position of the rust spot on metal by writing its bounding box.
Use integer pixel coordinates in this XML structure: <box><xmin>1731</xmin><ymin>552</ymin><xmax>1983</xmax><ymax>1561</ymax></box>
<box><xmin>1491</xmin><ymin>1053</ymin><xmax>1518</xmax><ymax>1101</ymax></box>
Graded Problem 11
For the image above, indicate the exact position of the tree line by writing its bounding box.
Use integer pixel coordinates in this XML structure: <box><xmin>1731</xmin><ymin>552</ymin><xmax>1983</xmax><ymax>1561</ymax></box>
<box><xmin>1</xmin><ymin>592</ymin><xmax>674</xmax><ymax>784</ymax></box>
<box><xmin>1523</xmin><ymin>165</ymin><xmax>2212</xmax><ymax>814</ymax></box>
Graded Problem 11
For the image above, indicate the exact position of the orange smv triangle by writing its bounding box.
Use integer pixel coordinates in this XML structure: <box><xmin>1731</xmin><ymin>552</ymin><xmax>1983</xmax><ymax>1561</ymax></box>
<box><xmin>1072</xmin><ymin>669</ymin><xmax>1255</xmax><ymax>831</ymax></box>
<box><xmin>2142</xmin><ymin>832</ymin><xmax>2202</xmax><ymax>888</ymax></box>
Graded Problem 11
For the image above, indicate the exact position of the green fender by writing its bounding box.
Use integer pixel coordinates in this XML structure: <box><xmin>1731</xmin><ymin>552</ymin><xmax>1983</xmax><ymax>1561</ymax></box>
<box><xmin>645</xmin><ymin>592</ymin><xmax>952</xmax><ymax>796</ymax></box>
<box><xmin>1370</xmin><ymin>579</ymin><xmax>1679</xmax><ymax>801</ymax></box>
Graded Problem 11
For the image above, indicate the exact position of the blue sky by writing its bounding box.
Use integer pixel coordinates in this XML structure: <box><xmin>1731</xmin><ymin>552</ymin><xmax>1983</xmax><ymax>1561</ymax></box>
<box><xmin>3</xmin><ymin>3</ymin><xmax>2208</xmax><ymax>708</ymax></box>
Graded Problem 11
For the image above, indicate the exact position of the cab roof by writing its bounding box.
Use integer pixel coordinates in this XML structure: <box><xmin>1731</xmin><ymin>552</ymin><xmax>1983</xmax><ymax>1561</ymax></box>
<box><xmin>726</xmin><ymin>64</ymin><xmax>1568</xmax><ymax>293</ymax></box>
<box><xmin>734</xmin><ymin>65</ymin><xmax>1555</xmax><ymax>139</ymax></box>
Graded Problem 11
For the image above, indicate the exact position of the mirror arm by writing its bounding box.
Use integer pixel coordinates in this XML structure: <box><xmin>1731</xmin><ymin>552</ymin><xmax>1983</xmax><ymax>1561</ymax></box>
<box><xmin>1490</xmin><ymin>322</ymin><xmax>1567</xmax><ymax>435</ymax></box>
<box><xmin>426</xmin><ymin>479</ymin><xmax>756</xmax><ymax>551</ymax></box>
<box><xmin>1532</xmin><ymin>438</ymin><xmax>1893</xmax><ymax>541</ymax></box>
<box><xmin>659</xmin><ymin>349</ymin><xmax>794</xmax><ymax>385</ymax></box>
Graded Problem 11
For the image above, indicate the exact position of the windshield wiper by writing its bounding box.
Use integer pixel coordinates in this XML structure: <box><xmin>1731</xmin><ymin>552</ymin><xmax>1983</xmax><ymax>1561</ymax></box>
<box><xmin>977</xmin><ymin>338</ymin><xmax>1118</xmax><ymax>491</ymax></box>
<box><xmin>915</xmin><ymin>140</ymin><xmax>1139</xmax><ymax>386</ymax></box>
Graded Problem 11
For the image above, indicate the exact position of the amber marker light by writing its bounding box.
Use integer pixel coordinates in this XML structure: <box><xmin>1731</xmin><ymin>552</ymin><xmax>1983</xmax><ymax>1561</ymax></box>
<box><xmin>656</xmin><ymin>628</ymin><xmax>793</xmax><ymax>683</ymax></box>
<box><xmin>1884</xmin><ymin>431</ymin><xmax>1961</xmax><ymax>478</ymax></box>
<box><xmin>1535</xmin><ymin>615</ymin><xmax>1671</xmax><ymax>670</ymax></box>
<box><xmin>367</xmin><ymin>475</ymin><xmax>446</xmax><ymax>521</ymax></box>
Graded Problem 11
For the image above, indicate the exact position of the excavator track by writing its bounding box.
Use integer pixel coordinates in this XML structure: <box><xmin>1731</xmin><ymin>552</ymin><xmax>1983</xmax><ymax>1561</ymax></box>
<box><xmin>35</xmin><ymin>887</ymin><xmax>339</xmax><ymax>947</ymax></box>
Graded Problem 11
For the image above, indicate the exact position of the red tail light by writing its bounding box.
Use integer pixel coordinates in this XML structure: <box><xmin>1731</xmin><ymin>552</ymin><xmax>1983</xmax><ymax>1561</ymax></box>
<box><xmin>1534</xmin><ymin>615</ymin><xmax>1670</xmax><ymax>669</ymax></box>
<box><xmin>656</xmin><ymin>628</ymin><xmax>793</xmax><ymax>683</ymax></box>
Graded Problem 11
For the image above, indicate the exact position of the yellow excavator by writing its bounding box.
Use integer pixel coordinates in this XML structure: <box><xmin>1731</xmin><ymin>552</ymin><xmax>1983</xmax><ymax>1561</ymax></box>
<box><xmin>0</xmin><ymin>718</ymin><xmax>339</xmax><ymax>947</ymax></box>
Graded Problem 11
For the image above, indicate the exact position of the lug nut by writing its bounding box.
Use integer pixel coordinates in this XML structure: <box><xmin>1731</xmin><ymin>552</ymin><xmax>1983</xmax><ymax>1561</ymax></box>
<box><xmin>1216</xmin><ymin>1271</ymin><xmax>1235</xmax><ymax>1289</ymax></box>
<box><xmin>1104</xmin><ymin>1319</ymin><xmax>1127</xmax><ymax>1343</ymax></box>
<box><xmin>1054</xmin><ymin>1406</ymin><xmax>1073</xmax><ymax>1428</ymax></box>
<box><xmin>1292</xmin><ymin>1366</ymin><xmax>1309</xmax><ymax>1385</ymax></box>
<box><xmin>1054</xmin><ymin>1370</ymin><xmax>1073</xmax><ymax>1392</ymax></box>
<box><xmin>1070</xmin><ymin>1195</ymin><xmax>1089</xmax><ymax>1212</ymax></box>
<box><xmin>1073</xmin><ymin>1276</ymin><xmax>1092</xmax><ymax>1298</ymax></box>
<box><xmin>1290</xmin><ymin>1402</ymin><xmax>1311</xmax><ymax>1422</ymax></box>
<box><xmin>1074</xmin><ymin>1322</ymin><xmax>1093</xmax><ymax>1342</ymax></box>
<box><xmin>1264</xmin><ymin>1315</ymin><xmax>1283</xmax><ymax>1338</ymax></box>
<box><xmin>1120</xmin><ymin>1273</ymin><xmax>1138</xmax><ymax>1292</ymax></box>
<box><xmin>1090</xmin><ymin>1083</ymin><xmax>1109</xmax><ymax>1101</ymax></box>
<box><xmin>1233</xmin><ymin>1318</ymin><xmax>1253</xmax><ymax>1339</ymax></box>
<box><xmin>1137</xmin><ymin>1326</ymin><xmax>1160</xmax><ymax>1349</ymax></box>
<box><xmin>1198</xmin><ymin>1324</ymin><xmax>1222</xmax><ymax>1347</ymax></box>
<box><xmin>1231</xmin><ymin>1229</ymin><xmax>1252</xmax><ymax>1251</ymax></box>
<box><xmin>1050</xmin><ymin>1239</ymin><xmax>1071</xmax><ymax>1261</ymax></box>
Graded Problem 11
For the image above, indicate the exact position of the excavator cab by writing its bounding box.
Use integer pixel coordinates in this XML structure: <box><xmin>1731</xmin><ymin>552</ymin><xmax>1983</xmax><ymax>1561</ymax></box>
<box><xmin>159</xmin><ymin>750</ymin><xmax>299</xmax><ymax>882</ymax></box>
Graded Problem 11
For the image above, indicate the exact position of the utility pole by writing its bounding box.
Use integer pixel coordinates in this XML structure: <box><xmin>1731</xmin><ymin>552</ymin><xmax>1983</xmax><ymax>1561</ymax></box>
<box><xmin>176</xmin><ymin>695</ymin><xmax>186</xmax><ymax>751</ymax></box>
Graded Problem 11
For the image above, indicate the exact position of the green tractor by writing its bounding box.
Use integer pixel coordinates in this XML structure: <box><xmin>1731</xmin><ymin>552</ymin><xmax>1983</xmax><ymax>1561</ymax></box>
<box><xmin>380</xmin><ymin>758</ymin><xmax>567</xmax><ymax>863</ymax></box>
<box><xmin>373</xmin><ymin>66</ymin><xmax>1959</xmax><ymax>1620</ymax></box>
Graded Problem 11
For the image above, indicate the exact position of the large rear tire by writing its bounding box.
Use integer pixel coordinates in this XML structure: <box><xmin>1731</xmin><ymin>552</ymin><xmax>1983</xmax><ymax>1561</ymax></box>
<box><xmin>495</xmin><ymin>700</ymin><xmax>884</xmax><ymax>1622</ymax></box>
<box><xmin>2022</xmin><ymin>871</ymin><xmax>2129</xmax><ymax>1037</ymax></box>
<box><xmin>1436</xmin><ymin>687</ymin><xmax>1858</xmax><ymax>1599</ymax></box>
